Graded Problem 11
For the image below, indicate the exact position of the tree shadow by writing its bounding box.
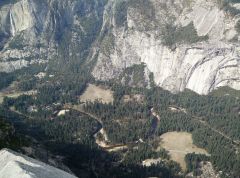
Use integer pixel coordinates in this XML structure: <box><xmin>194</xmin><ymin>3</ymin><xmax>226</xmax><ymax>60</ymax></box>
<box><xmin>47</xmin><ymin>142</ymin><xmax>181</xmax><ymax>178</ymax></box>
<box><xmin>16</xmin><ymin>161</ymin><xmax>77</xmax><ymax>178</ymax></box>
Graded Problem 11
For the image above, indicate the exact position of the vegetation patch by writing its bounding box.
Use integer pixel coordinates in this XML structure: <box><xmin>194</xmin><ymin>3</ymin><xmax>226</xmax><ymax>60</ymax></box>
<box><xmin>83</xmin><ymin>101</ymin><xmax>153</xmax><ymax>144</ymax></box>
<box><xmin>100</xmin><ymin>33</ymin><xmax>115</xmax><ymax>56</ymax></box>
<box><xmin>185</xmin><ymin>153</ymin><xmax>210</xmax><ymax>176</ymax></box>
<box><xmin>0</xmin><ymin>0</ymin><xmax>19</xmax><ymax>7</ymax></box>
<box><xmin>0</xmin><ymin>72</ymin><xmax>16</xmax><ymax>91</ymax></box>
<box><xmin>162</xmin><ymin>22</ymin><xmax>208</xmax><ymax>48</ymax></box>
<box><xmin>114</xmin><ymin>0</ymin><xmax>155</xmax><ymax>30</ymax></box>
<box><xmin>114</xmin><ymin>0</ymin><xmax>128</xmax><ymax>27</ymax></box>
<box><xmin>119</xmin><ymin>63</ymin><xmax>150</xmax><ymax>88</ymax></box>
<box><xmin>8</xmin><ymin>33</ymin><xmax>26</xmax><ymax>50</ymax></box>
<box><xmin>0</xmin><ymin>79</ymin><xmax>37</xmax><ymax>104</ymax></box>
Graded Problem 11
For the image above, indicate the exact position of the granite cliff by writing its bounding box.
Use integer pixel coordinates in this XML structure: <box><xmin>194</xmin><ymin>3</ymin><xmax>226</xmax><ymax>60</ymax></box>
<box><xmin>92</xmin><ymin>0</ymin><xmax>240</xmax><ymax>94</ymax></box>
<box><xmin>0</xmin><ymin>0</ymin><xmax>240</xmax><ymax>94</ymax></box>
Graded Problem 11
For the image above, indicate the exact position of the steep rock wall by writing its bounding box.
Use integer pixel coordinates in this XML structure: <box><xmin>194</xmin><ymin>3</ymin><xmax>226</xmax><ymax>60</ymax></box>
<box><xmin>0</xmin><ymin>0</ymin><xmax>239</xmax><ymax>95</ymax></box>
<box><xmin>0</xmin><ymin>0</ymin><xmax>106</xmax><ymax>73</ymax></box>
<box><xmin>92</xmin><ymin>0</ymin><xmax>240</xmax><ymax>94</ymax></box>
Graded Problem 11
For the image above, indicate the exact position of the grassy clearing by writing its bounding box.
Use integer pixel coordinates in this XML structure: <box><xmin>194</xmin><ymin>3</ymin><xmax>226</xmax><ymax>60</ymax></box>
<box><xmin>0</xmin><ymin>81</ymin><xmax>37</xmax><ymax>104</ymax></box>
<box><xmin>159</xmin><ymin>132</ymin><xmax>209</xmax><ymax>170</ymax></box>
<box><xmin>0</xmin><ymin>91</ymin><xmax>37</xmax><ymax>104</ymax></box>
<box><xmin>80</xmin><ymin>84</ymin><xmax>114</xmax><ymax>104</ymax></box>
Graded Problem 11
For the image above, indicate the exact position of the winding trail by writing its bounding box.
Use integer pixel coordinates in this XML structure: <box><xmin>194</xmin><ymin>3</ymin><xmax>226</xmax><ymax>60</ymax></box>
<box><xmin>192</xmin><ymin>115</ymin><xmax>240</xmax><ymax>146</ymax></box>
<box><xmin>169</xmin><ymin>105</ymin><xmax>240</xmax><ymax>147</ymax></box>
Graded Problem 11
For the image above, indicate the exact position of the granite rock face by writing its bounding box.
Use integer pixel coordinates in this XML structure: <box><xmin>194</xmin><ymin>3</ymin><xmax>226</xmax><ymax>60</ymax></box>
<box><xmin>0</xmin><ymin>0</ymin><xmax>50</xmax><ymax>71</ymax></box>
<box><xmin>92</xmin><ymin>0</ymin><xmax>240</xmax><ymax>94</ymax></box>
<box><xmin>0</xmin><ymin>0</ymin><xmax>105</xmax><ymax>72</ymax></box>
<box><xmin>0</xmin><ymin>0</ymin><xmax>240</xmax><ymax>94</ymax></box>
<box><xmin>0</xmin><ymin>148</ymin><xmax>77</xmax><ymax>178</ymax></box>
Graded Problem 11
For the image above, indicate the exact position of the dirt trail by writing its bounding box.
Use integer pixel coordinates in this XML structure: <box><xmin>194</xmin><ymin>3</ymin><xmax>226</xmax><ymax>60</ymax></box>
<box><xmin>192</xmin><ymin>115</ymin><xmax>240</xmax><ymax>146</ymax></box>
<box><xmin>71</xmin><ymin>105</ymin><xmax>102</xmax><ymax>124</ymax></box>
<box><xmin>169</xmin><ymin>105</ymin><xmax>240</xmax><ymax>147</ymax></box>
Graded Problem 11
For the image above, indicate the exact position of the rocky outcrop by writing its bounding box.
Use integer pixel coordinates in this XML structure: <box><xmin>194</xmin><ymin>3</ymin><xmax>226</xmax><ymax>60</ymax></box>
<box><xmin>0</xmin><ymin>148</ymin><xmax>77</xmax><ymax>178</ymax></box>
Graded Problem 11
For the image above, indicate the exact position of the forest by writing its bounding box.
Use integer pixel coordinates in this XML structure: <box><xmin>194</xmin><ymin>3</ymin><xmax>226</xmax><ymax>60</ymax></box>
<box><xmin>0</xmin><ymin>57</ymin><xmax>239</xmax><ymax>178</ymax></box>
<box><xmin>0</xmin><ymin>0</ymin><xmax>240</xmax><ymax>177</ymax></box>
